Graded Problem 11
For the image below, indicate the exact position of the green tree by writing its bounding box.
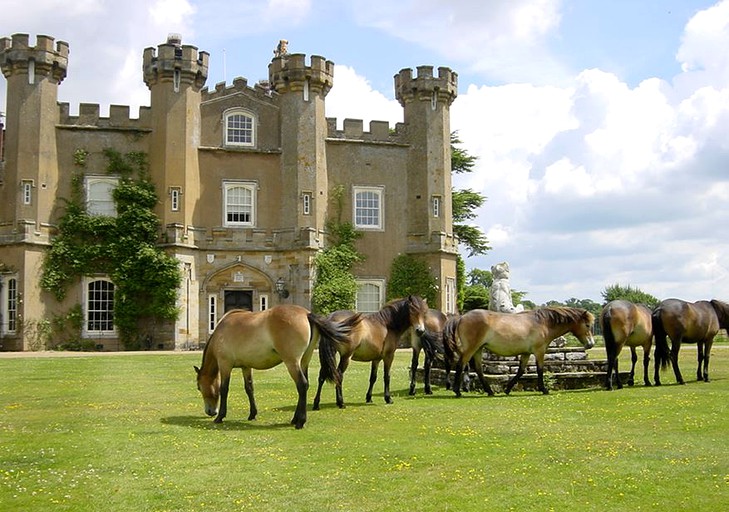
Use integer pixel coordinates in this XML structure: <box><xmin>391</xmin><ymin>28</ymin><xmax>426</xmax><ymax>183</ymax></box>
<box><xmin>565</xmin><ymin>297</ymin><xmax>602</xmax><ymax>318</ymax></box>
<box><xmin>601</xmin><ymin>284</ymin><xmax>659</xmax><ymax>308</ymax></box>
<box><xmin>451</xmin><ymin>132</ymin><xmax>491</xmax><ymax>257</ymax></box>
<box><xmin>387</xmin><ymin>254</ymin><xmax>438</xmax><ymax>306</ymax></box>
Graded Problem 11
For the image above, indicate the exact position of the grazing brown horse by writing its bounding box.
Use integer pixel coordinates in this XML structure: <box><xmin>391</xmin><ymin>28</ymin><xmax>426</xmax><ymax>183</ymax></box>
<box><xmin>194</xmin><ymin>305</ymin><xmax>359</xmax><ymax>428</ymax></box>
<box><xmin>313</xmin><ymin>295</ymin><xmax>428</xmax><ymax>409</ymax></box>
<box><xmin>652</xmin><ymin>298</ymin><xmax>729</xmax><ymax>385</ymax></box>
<box><xmin>600</xmin><ymin>300</ymin><xmax>654</xmax><ymax>390</ymax></box>
<box><xmin>408</xmin><ymin>309</ymin><xmax>447</xmax><ymax>395</ymax></box>
<box><xmin>443</xmin><ymin>307</ymin><xmax>595</xmax><ymax>396</ymax></box>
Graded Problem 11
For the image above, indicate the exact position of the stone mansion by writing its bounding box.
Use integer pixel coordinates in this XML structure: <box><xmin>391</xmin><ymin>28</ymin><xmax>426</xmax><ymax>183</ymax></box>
<box><xmin>0</xmin><ymin>33</ymin><xmax>458</xmax><ymax>351</ymax></box>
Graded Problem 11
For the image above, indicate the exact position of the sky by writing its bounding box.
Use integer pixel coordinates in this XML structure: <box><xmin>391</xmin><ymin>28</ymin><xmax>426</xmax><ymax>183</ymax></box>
<box><xmin>1</xmin><ymin>0</ymin><xmax>728</xmax><ymax>306</ymax></box>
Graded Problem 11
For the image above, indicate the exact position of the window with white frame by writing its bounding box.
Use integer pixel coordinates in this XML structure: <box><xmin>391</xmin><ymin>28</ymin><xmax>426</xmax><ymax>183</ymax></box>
<box><xmin>170</xmin><ymin>187</ymin><xmax>181</xmax><ymax>212</ymax></box>
<box><xmin>353</xmin><ymin>186</ymin><xmax>383</xmax><ymax>230</ymax></box>
<box><xmin>1</xmin><ymin>276</ymin><xmax>18</xmax><ymax>334</ymax></box>
<box><xmin>260</xmin><ymin>294</ymin><xmax>269</xmax><ymax>311</ymax></box>
<box><xmin>22</xmin><ymin>180</ymin><xmax>33</xmax><ymax>205</ymax></box>
<box><xmin>223</xmin><ymin>181</ymin><xmax>256</xmax><ymax>227</ymax></box>
<box><xmin>224</xmin><ymin>109</ymin><xmax>255</xmax><ymax>147</ymax></box>
<box><xmin>86</xmin><ymin>177</ymin><xmax>118</xmax><ymax>217</ymax></box>
<box><xmin>445</xmin><ymin>277</ymin><xmax>456</xmax><ymax>314</ymax></box>
<box><xmin>84</xmin><ymin>278</ymin><xmax>115</xmax><ymax>335</ymax></box>
<box><xmin>302</xmin><ymin>192</ymin><xmax>311</xmax><ymax>215</ymax></box>
<box><xmin>356</xmin><ymin>280</ymin><xmax>384</xmax><ymax>313</ymax></box>
<box><xmin>208</xmin><ymin>295</ymin><xmax>217</xmax><ymax>333</ymax></box>
<box><xmin>432</xmin><ymin>195</ymin><xmax>441</xmax><ymax>218</ymax></box>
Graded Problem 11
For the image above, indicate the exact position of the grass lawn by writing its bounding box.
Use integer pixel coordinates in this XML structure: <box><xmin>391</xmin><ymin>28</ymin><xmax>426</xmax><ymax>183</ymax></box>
<box><xmin>1</xmin><ymin>346</ymin><xmax>727</xmax><ymax>511</ymax></box>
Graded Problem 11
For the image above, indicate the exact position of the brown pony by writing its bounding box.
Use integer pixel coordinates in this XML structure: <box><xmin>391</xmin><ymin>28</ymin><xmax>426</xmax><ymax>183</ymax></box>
<box><xmin>652</xmin><ymin>298</ymin><xmax>729</xmax><ymax>385</ymax></box>
<box><xmin>600</xmin><ymin>300</ymin><xmax>653</xmax><ymax>390</ymax></box>
<box><xmin>443</xmin><ymin>307</ymin><xmax>595</xmax><ymax>396</ymax></box>
<box><xmin>408</xmin><ymin>309</ymin><xmax>447</xmax><ymax>395</ymax></box>
<box><xmin>194</xmin><ymin>305</ymin><xmax>359</xmax><ymax>428</ymax></box>
<box><xmin>313</xmin><ymin>295</ymin><xmax>428</xmax><ymax>409</ymax></box>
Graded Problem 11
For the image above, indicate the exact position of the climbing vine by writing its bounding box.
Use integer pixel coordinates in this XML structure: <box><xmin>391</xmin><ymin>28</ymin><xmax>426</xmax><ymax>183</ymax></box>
<box><xmin>387</xmin><ymin>253</ymin><xmax>438</xmax><ymax>306</ymax></box>
<box><xmin>311</xmin><ymin>185</ymin><xmax>364</xmax><ymax>314</ymax></box>
<box><xmin>41</xmin><ymin>148</ymin><xmax>180</xmax><ymax>349</ymax></box>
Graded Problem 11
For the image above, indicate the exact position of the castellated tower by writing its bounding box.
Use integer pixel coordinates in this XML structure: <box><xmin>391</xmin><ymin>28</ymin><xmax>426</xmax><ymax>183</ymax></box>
<box><xmin>0</xmin><ymin>34</ymin><xmax>68</xmax><ymax>240</ymax></box>
<box><xmin>143</xmin><ymin>35</ymin><xmax>209</xmax><ymax>232</ymax></box>
<box><xmin>268</xmin><ymin>53</ymin><xmax>333</xmax><ymax>236</ymax></box>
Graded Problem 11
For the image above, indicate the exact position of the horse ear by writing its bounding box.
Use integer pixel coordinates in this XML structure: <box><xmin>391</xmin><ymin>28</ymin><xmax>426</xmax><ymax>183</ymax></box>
<box><xmin>194</xmin><ymin>365</ymin><xmax>200</xmax><ymax>375</ymax></box>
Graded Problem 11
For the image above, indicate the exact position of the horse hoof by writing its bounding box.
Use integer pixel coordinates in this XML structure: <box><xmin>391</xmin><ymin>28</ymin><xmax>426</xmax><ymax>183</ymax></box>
<box><xmin>645</xmin><ymin>382</ymin><xmax>652</xmax><ymax>387</ymax></box>
<box><xmin>425</xmin><ymin>388</ymin><xmax>433</xmax><ymax>395</ymax></box>
<box><xmin>408</xmin><ymin>389</ymin><xmax>415</xmax><ymax>396</ymax></box>
<box><xmin>312</xmin><ymin>404</ymin><xmax>320</xmax><ymax>411</ymax></box>
<box><xmin>213</xmin><ymin>417</ymin><xmax>224</xmax><ymax>424</ymax></box>
<box><xmin>337</xmin><ymin>403</ymin><xmax>346</xmax><ymax>409</ymax></box>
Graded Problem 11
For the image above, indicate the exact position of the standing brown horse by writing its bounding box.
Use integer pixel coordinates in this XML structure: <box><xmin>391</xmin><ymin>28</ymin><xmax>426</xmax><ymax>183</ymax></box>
<box><xmin>600</xmin><ymin>300</ymin><xmax>654</xmax><ymax>390</ymax></box>
<box><xmin>652</xmin><ymin>298</ymin><xmax>729</xmax><ymax>385</ymax></box>
<box><xmin>313</xmin><ymin>295</ymin><xmax>428</xmax><ymax>409</ymax></box>
<box><xmin>194</xmin><ymin>305</ymin><xmax>359</xmax><ymax>428</ymax></box>
<box><xmin>443</xmin><ymin>307</ymin><xmax>595</xmax><ymax>396</ymax></box>
<box><xmin>408</xmin><ymin>309</ymin><xmax>447</xmax><ymax>395</ymax></box>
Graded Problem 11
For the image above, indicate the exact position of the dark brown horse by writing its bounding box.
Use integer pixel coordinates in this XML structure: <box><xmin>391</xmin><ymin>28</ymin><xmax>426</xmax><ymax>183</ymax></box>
<box><xmin>313</xmin><ymin>295</ymin><xmax>428</xmax><ymax>409</ymax></box>
<box><xmin>652</xmin><ymin>298</ymin><xmax>729</xmax><ymax>385</ymax></box>
<box><xmin>443</xmin><ymin>307</ymin><xmax>595</xmax><ymax>396</ymax></box>
<box><xmin>408</xmin><ymin>309</ymin><xmax>447</xmax><ymax>395</ymax></box>
<box><xmin>600</xmin><ymin>300</ymin><xmax>653</xmax><ymax>390</ymax></box>
<box><xmin>194</xmin><ymin>305</ymin><xmax>359</xmax><ymax>428</ymax></box>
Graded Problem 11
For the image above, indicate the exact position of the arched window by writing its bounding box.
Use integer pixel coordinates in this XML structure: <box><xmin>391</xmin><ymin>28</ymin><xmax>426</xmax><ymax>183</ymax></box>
<box><xmin>224</xmin><ymin>109</ymin><xmax>255</xmax><ymax>147</ymax></box>
<box><xmin>223</xmin><ymin>181</ymin><xmax>256</xmax><ymax>226</ymax></box>
<box><xmin>85</xmin><ymin>177</ymin><xmax>118</xmax><ymax>217</ymax></box>
<box><xmin>85</xmin><ymin>279</ymin><xmax>115</xmax><ymax>335</ymax></box>
<box><xmin>356</xmin><ymin>280</ymin><xmax>384</xmax><ymax>313</ymax></box>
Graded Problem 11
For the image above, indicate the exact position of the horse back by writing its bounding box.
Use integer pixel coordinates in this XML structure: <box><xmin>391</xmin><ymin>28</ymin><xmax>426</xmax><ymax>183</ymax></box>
<box><xmin>210</xmin><ymin>305</ymin><xmax>313</xmax><ymax>370</ymax></box>
<box><xmin>655</xmin><ymin>299</ymin><xmax>719</xmax><ymax>342</ymax></box>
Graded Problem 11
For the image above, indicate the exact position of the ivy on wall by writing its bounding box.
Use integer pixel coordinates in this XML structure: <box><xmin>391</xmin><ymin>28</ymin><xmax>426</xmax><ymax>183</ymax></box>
<box><xmin>41</xmin><ymin>148</ymin><xmax>180</xmax><ymax>349</ymax></box>
<box><xmin>311</xmin><ymin>185</ymin><xmax>364</xmax><ymax>314</ymax></box>
<box><xmin>387</xmin><ymin>254</ymin><xmax>438</xmax><ymax>306</ymax></box>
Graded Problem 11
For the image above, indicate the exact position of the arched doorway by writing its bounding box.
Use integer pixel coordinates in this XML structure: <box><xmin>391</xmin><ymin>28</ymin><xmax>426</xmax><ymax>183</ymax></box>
<box><xmin>224</xmin><ymin>290</ymin><xmax>253</xmax><ymax>312</ymax></box>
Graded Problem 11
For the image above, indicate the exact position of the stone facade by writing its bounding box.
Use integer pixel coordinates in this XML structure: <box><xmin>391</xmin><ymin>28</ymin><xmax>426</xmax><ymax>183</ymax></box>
<box><xmin>0</xmin><ymin>34</ymin><xmax>459</xmax><ymax>351</ymax></box>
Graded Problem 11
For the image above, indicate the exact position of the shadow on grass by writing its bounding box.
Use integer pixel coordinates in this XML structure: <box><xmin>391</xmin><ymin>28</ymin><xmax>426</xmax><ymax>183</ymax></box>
<box><xmin>161</xmin><ymin>415</ymin><xmax>293</xmax><ymax>431</ymax></box>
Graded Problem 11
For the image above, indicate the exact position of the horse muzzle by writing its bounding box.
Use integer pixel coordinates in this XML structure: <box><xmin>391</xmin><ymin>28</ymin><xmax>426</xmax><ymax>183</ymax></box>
<box><xmin>415</xmin><ymin>325</ymin><xmax>426</xmax><ymax>337</ymax></box>
<box><xmin>584</xmin><ymin>336</ymin><xmax>595</xmax><ymax>350</ymax></box>
<box><xmin>204</xmin><ymin>406</ymin><xmax>218</xmax><ymax>417</ymax></box>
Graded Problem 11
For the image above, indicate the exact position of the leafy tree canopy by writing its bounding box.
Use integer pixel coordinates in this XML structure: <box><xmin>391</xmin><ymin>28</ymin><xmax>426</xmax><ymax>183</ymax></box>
<box><xmin>601</xmin><ymin>283</ymin><xmax>660</xmax><ymax>308</ymax></box>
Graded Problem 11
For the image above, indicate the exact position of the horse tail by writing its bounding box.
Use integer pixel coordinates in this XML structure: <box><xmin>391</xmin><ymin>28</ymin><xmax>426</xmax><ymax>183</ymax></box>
<box><xmin>600</xmin><ymin>305</ymin><xmax>617</xmax><ymax>359</ymax></box>
<box><xmin>652</xmin><ymin>307</ymin><xmax>670</xmax><ymax>370</ymax></box>
<box><xmin>442</xmin><ymin>314</ymin><xmax>461</xmax><ymax>364</ymax></box>
<box><xmin>419</xmin><ymin>329</ymin><xmax>444</xmax><ymax>362</ymax></box>
<box><xmin>309</xmin><ymin>312</ymin><xmax>361</xmax><ymax>385</ymax></box>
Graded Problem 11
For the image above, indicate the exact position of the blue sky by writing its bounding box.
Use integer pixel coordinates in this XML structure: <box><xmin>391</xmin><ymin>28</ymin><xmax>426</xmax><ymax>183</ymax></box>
<box><xmin>2</xmin><ymin>0</ymin><xmax>728</xmax><ymax>305</ymax></box>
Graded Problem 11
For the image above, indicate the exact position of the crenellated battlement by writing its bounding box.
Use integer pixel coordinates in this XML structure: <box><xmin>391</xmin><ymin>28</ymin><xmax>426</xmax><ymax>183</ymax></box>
<box><xmin>201</xmin><ymin>76</ymin><xmax>275</xmax><ymax>103</ymax></box>
<box><xmin>0</xmin><ymin>33</ymin><xmax>68</xmax><ymax>83</ymax></box>
<box><xmin>143</xmin><ymin>35</ymin><xmax>209</xmax><ymax>91</ymax></box>
<box><xmin>268</xmin><ymin>53</ymin><xmax>334</xmax><ymax>96</ymax></box>
<box><xmin>326</xmin><ymin>118</ymin><xmax>407</xmax><ymax>144</ymax></box>
<box><xmin>57</xmin><ymin>102</ymin><xmax>152</xmax><ymax>130</ymax></box>
<box><xmin>394</xmin><ymin>65</ymin><xmax>458</xmax><ymax>107</ymax></box>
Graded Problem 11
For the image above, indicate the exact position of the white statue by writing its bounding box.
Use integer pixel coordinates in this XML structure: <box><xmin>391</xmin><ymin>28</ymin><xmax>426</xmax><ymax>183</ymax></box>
<box><xmin>489</xmin><ymin>262</ymin><xmax>524</xmax><ymax>313</ymax></box>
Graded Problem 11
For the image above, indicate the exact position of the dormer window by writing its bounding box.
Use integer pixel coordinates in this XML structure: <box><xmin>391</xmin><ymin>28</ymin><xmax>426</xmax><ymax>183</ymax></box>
<box><xmin>224</xmin><ymin>109</ymin><xmax>255</xmax><ymax>147</ymax></box>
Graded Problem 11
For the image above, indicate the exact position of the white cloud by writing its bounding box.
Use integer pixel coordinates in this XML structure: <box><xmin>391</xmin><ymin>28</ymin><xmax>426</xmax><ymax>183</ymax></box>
<box><xmin>325</xmin><ymin>65</ymin><xmax>402</xmax><ymax>128</ymax></box>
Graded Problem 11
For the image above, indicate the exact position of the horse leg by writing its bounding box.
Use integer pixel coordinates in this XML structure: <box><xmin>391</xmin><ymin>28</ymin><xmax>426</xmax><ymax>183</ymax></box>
<box><xmin>382</xmin><ymin>351</ymin><xmax>396</xmax><ymax>404</ymax></box>
<box><xmin>335</xmin><ymin>357</ymin><xmax>351</xmax><ymax>409</ymax></box>
<box><xmin>423</xmin><ymin>352</ymin><xmax>433</xmax><ymax>395</ymax></box>
<box><xmin>214</xmin><ymin>369</ymin><xmax>232</xmax><ymax>424</ymax></box>
<box><xmin>642</xmin><ymin>345</ymin><xmax>652</xmax><ymax>386</ymax></box>
<box><xmin>444</xmin><ymin>359</ymin><xmax>453</xmax><ymax>391</ymax></box>
<box><xmin>604</xmin><ymin>349</ymin><xmax>615</xmax><ymax>391</ymax></box>
<box><xmin>242</xmin><ymin>368</ymin><xmax>257</xmax><ymax>421</ymax></box>
<box><xmin>284</xmin><ymin>361</ymin><xmax>309</xmax><ymax>429</ymax></box>
<box><xmin>452</xmin><ymin>360</ymin><xmax>464</xmax><ymax>398</ymax></box>
<box><xmin>505</xmin><ymin>354</ymin><xmax>529</xmax><ymax>395</ymax></box>
<box><xmin>627</xmin><ymin>346</ymin><xmax>638</xmax><ymax>387</ymax></box>
<box><xmin>535</xmin><ymin>354</ymin><xmax>549</xmax><ymax>395</ymax></box>
<box><xmin>670</xmin><ymin>339</ymin><xmax>684</xmax><ymax>384</ymax></box>
<box><xmin>312</xmin><ymin>366</ymin><xmax>326</xmax><ymax>411</ymax></box>
<box><xmin>365</xmin><ymin>361</ymin><xmax>379</xmax><ymax>403</ymax></box>
<box><xmin>409</xmin><ymin>347</ymin><xmax>419</xmax><ymax>396</ymax></box>
<box><xmin>704</xmin><ymin>340</ymin><xmax>713</xmax><ymax>382</ymax></box>
<box><xmin>470</xmin><ymin>349</ymin><xmax>493</xmax><ymax>396</ymax></box>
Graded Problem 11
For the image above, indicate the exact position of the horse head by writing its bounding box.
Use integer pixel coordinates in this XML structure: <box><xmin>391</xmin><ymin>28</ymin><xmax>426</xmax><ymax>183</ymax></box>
<box><xmin>574</xmin><ymin>310</ymin><xmax>596</xmax><ymax>350</ymax></box>
<box><xmin>194</xmin><ymin>365</ymin><xmax>220</xmax><ymax>417</ymax></box>
<box><xmin>407</xmin><ymin>295</ymin><xmax>428</xmax><ymax>336</ymax></box>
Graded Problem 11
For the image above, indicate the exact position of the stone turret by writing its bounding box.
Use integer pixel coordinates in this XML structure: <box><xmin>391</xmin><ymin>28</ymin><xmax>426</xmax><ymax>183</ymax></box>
<box><xmin>143</xmin><ymin>34</ymin><xmax>209</xmax><ymax>232</ymax></box>
<box><xmin>0</xmin><ymin>33</ymin><xmax>69</xmax><ymax>238</ymax></box>
<box><xmin>268</xmin><ymin>53</ymin><xmax>334</xmax><ymax>239</ymax></box>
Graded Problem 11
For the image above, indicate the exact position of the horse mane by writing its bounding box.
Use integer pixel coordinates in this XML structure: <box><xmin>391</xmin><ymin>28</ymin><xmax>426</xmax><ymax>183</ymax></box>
<box><xmin>710</xmin><ymin>299</ymin><xmax>729</xmax><ymax>328</ymax></box>
<box><xmin>535</xmin><ymin>307</ymin><xmax>592</xmax><ymax>326</ymax></box>
<box><xmin>373</xmin><ymin>295</ymin><xmax>426</xmax><ymax>331</ymax></box>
